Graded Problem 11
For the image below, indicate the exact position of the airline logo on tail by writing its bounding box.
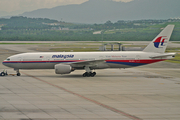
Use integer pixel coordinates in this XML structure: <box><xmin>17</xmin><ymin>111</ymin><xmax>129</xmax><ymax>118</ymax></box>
<box><xmin>153</xmin><ymin>36</ymin><xmax>167</xmax><ymax>48</ymax></box>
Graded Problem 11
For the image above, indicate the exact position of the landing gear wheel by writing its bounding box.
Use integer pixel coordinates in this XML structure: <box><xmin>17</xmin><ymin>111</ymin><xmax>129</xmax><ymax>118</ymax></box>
<box><xmin>15</xmin><ymin>69</ymin><xmax>21</xmax><ymax>76</ymax></box>
<box><xmin>83</xmin><ymin>66</ymin><xmax>96</xmax><ymax>77</ymax></box>
<box><xmin>83</xmin><ymin>72</ymin><xmax>90</xmax><ymax>77</ymax></box>
<box><xmin>91</xmin><ymin>72</ymin><xmax>96</xmax><ymax>77</ymax></box>
<box><xmin>83</xmin><ymin>72</ymin><xmax>88</xmax><ymax>77</ymax></box>
<box><xmin>87</xmin><ymin>72</ymin><xmax>90</xmax><ymax>77</ymax></box>
<box><xmin>17</xmin><ymin>73</ymin><xmax>21</xmax><ymax>76</ymax></box>
<box><xmin>82</xmin><ymin>72</ymin><xmax>96</xmax><ymax>77</ymax></box>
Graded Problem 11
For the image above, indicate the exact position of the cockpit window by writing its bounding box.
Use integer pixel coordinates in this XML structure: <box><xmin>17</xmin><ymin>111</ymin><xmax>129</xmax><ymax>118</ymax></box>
<box><xmin>6</xmin><ymin>58</ymin><xmax>10</xmax><ymax>61</ymax></box>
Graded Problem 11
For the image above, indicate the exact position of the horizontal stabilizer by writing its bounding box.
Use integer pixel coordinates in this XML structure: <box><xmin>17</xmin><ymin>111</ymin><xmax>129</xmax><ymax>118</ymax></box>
<box><xmin>150</xmin><ymin>53</ymin><xmax>176</xmax><ymax>58</ymax></box>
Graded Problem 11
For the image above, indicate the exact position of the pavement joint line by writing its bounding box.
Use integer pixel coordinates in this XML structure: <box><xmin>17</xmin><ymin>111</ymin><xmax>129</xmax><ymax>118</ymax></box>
<box><xmin>22</xmin><ymin>72</ymin><xmax>143</xmax><ymax>120</ymax></box>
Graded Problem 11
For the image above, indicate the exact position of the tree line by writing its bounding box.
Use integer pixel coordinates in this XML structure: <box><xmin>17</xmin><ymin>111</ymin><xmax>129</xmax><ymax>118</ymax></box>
<box><xmin>0</xmin><ymin>16</ymin><xmax>180</xmax><ymax>41</ymax></box>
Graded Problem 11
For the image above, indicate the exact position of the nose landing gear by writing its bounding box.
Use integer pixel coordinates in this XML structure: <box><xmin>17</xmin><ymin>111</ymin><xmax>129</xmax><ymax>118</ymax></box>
<box><xmin>15</xmin><ymin>69</ymin><xmax>21</xmax><ymax>76</ymax></box>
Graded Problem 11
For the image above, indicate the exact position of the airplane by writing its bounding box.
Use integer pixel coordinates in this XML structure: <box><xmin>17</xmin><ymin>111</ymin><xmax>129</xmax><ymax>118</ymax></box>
<box><xmin>2</xmin><ymin>25</ymin><xmax>176</xmax><ymax>77</ymax></box>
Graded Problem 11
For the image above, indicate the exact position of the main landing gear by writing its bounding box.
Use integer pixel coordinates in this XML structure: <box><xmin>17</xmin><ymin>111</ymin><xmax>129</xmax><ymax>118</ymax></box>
<box><xmin>82</xmin><ymin>66</ymin><xmax>96</xmax><ymax>77</ymax></box>
<box><xmin>83</xmin><ymin>72</ymin><xmax>96</xmax><ymax>77</ymax></box>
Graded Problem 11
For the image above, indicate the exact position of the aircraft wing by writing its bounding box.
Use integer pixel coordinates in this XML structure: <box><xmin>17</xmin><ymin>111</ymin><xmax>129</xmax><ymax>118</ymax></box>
<box><xmin>67</xmin><ymin>59</ymin><xmax>108</xmax><ymax>67</ymax></box>
<box><xmin>150</xmin><ymin>53</ymin><xmax>176</xmax><ymax>58</ymax></box>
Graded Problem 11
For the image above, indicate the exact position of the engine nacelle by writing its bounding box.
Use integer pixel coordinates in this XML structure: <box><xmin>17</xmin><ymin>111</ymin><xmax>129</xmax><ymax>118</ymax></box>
<box><xmin>55</xmin><ymin>64</ymin><xmax>73</xmax><ymax>74</ymax></box>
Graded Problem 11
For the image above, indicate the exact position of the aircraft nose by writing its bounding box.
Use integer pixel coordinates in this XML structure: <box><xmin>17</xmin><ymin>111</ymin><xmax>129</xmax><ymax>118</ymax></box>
<box><xmin>2</xmin><ymin>60</ymin><xmax>8</xmax><ymax>66</ymax></box>
<box><xmin>2</xmin><ymin>60</ymin><xmax>6</xmax><ymax>65</ymax></box>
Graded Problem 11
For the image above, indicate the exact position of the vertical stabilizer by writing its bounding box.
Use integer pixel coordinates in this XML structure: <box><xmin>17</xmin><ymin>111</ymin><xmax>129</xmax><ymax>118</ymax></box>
<box><xmin>143</xmin><ymin>25</ymin><xmax>174</xmax><ymax>53</ymax></box>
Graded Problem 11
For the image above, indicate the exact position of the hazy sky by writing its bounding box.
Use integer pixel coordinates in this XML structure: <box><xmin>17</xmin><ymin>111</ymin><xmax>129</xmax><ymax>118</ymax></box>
<box><xmin>0</xmin><ymin>0</ymin><xmax>133</xmax><ymax>13</ymax></box>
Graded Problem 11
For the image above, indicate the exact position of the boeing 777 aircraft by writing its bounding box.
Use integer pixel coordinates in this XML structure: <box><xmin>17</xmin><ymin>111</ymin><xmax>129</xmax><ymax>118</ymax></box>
<box><xmin>2</xmin><ymin>25</ymin><xmax>176</xmax><ymax>77</ymax></box>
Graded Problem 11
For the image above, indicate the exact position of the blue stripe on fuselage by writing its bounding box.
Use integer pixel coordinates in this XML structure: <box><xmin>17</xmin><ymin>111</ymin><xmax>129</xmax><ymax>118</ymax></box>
<box><xmin>106</xmin><ymin>61</ymin><xmax>146</xmax><ymax>66</ymax></box>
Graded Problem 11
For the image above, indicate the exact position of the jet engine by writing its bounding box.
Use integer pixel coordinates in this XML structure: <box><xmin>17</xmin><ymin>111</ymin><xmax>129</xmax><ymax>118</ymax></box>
<box><xmin>55</xmin><ymin>64</ymin><xmax>74</xmax><ymax>74</ymax></box>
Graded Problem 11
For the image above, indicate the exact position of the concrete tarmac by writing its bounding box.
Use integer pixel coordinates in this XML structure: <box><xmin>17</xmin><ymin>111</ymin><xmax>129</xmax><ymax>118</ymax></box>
<box><xmin>0</xmin><ymin>42</ymin><xmax>180</xmax><ymax>120</ymax></box>
<box><xmin>0</xmin><ymin>66</ymin><xmax>180</xmax><ymax>120</ymax></box>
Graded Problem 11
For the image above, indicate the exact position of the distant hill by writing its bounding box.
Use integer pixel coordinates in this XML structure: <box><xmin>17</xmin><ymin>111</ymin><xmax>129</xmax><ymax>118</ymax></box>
<box><xmin>21</xmin><ymin>0</ymin><xmax>180</xmax><ymax>24</ymax></box>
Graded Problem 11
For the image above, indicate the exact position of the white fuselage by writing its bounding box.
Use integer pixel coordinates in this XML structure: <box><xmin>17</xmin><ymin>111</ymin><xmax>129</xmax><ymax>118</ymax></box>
<box><xmin>2</xmin><ymin>51</ymin><xmax>169</xmax><ymax>70</ymax></box>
